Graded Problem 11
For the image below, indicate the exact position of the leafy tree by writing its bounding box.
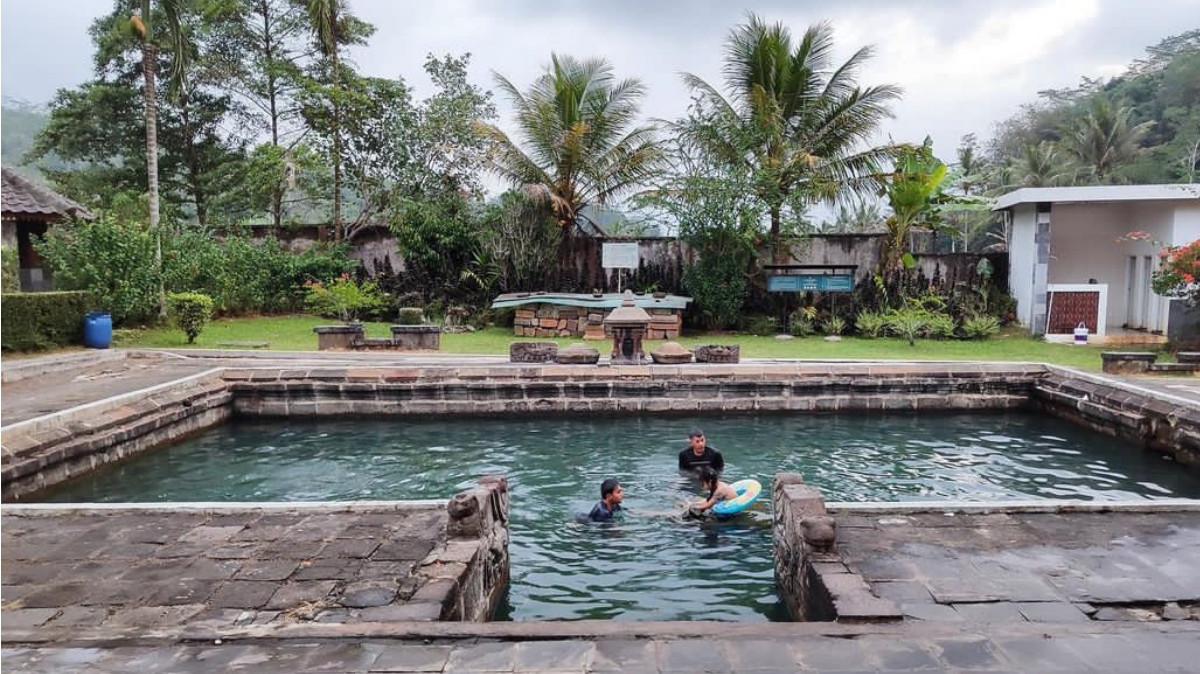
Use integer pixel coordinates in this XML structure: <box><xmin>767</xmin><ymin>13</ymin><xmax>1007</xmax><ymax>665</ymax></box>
<box><xmin>478</xmin><ymin>54</ymin><xmax>664</xmax><ymax>233</ymax></box>
<box><xmin>879</xmin><ymin>139</ymin><xmax>954</xmax><ymax>274</ymax></box>
<box><xmin>679</xmin><ymin>15</ymin><xmax>900</xmax><ymax>262</ymax></box>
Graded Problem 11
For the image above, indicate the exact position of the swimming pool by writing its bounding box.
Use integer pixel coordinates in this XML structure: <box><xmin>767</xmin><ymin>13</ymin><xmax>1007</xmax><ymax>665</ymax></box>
<box><xmin>41</xmin><ymin>411</ymin><xmax>1200</xmax><ymax>621</ymax></box>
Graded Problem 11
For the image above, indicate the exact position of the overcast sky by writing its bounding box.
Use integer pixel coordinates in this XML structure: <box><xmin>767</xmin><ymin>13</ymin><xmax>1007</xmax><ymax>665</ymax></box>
<box><xmin>2</xmin><ymin>0</ymin><xmax>1195</xmax><ymax>160</ymax></box>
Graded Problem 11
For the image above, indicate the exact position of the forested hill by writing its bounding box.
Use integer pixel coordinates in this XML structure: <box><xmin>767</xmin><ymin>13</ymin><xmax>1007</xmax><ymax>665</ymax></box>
<box><xmin>987</xmin><ymin>29</ymin><xmax>1200</xmax><ymax>186</ymax></box>
<box><xmin>1</xmin><ymin>97</ymin><xmax>50</xmax><ymax>177</ymax></box>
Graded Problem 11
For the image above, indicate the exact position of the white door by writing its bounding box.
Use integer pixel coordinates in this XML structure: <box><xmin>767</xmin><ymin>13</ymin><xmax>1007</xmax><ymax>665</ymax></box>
<box><xmin>1125</xmin><ymin>256</ymin><xmax>1139</xmax><ymax>328</ymax></box>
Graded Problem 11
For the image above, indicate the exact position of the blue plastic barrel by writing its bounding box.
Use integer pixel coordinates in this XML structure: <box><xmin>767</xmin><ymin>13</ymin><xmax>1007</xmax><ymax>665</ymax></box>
<box><xmin>83</xmin><ymin>311</ymin><xmax>113</xmax><ymax>349</ymax></box>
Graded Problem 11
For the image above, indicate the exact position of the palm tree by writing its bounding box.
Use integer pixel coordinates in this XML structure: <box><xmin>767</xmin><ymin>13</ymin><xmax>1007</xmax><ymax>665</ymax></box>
<box><xmin>680</xmin><ymin>15</ymin><xmax>901</xmax><ymax>262</ymax></box>
<box><xmin>478</xmin><ymin>54</ymin><xmax>664</xmax><ymax>232</ymax></box>
<box><xmin>130</xmin><ymin>0</ymin><xmax>191</xmax><ymax>317</ymax></box>
<box><xmin>1064</xmin><ymin>98</ymin><xmax>1152</xmax><ymax>183</ymax></box>
<box><xmin>880</xmin><ymin>139</ymin><xmax>951</xmax><ymax>274</ymax></box>
<box><xmin>1003</xmin><ymin>141</ymin><xmax>1076</xmax><ymax>188</ymax></box>
<box><xmin>303</xmin><ymin>0</ymin><xmax>347</xmax><ymax>239</ymax></box>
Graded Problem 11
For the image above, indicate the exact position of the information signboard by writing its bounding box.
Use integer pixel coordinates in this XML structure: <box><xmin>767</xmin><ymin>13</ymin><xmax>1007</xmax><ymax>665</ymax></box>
<box><xmin>602</xmin><ymin>243</ymin><xmax>639</xmax><ymax>269</ymax></box>
<box><xmin>767</xmin><ymin>274</ymin><xmax>854</xmax><ymax>293</ymax></box>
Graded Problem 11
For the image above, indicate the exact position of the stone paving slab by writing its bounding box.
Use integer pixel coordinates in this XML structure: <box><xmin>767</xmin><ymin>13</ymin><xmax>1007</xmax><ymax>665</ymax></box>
<box><xmin>1</xmin><ymin>504</ymin><xmax>446</xmax><ymax>638</ymax></box>
<box><xmin>832</xmin><ymin>509</ymin><xmax>1200</xmax><ymax>626</ymax></box>
<box><xmin>4</xmin><ymin>624</ymin><xmax>1200</xmax><ymax>673</ymax></box>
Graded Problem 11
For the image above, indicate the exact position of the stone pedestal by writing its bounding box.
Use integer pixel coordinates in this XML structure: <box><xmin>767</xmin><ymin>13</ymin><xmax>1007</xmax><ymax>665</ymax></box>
<box><xmin>391</xmin><ymin>325</ymin><xmax>441</xmax><ymax>350</ymax></box>
<box><xmin>1101</xmin><ymin>352</ymin><xmax>1157</xmax><ymax>374</ymax></box>
<box><xmin>314</xmin><ymin>324</ymin><xmax>364</xmax><ymax>350</ymax></box>
<box><xmin>604</xmin><ymin>290</ymin><xmax>651</xmax><ymax>365</ymax></box>
<box><xmin>650</xmin><ymin>342</ymin><xmax>693</xmax><ymax>364</ymax></box>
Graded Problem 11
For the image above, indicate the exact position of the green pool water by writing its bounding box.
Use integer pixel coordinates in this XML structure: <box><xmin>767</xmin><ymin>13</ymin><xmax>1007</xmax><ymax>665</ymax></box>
<box><xmin>41</xmin><ymin>412</ymin><xmax>1200</xmax><ymax>621</ymax></box>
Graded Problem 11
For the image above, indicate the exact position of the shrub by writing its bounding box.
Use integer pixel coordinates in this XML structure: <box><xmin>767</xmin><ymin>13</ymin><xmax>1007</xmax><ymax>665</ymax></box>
<box><xmin>397</xmin><ymin>307</ymin><xmax>426</xmax><ymax>324</ymax></box>
<box><xmin>855</xmin><ymin>311</ymin><xmax>888</xmax><ymax>338</ymax></box>
<box><xmin>683</xmin><ymin>257</ymin><xmax>748</xmax><ymax>329</ymax></box>
<box><xmin>1</xmin><ymin>291</ymin><xmax>92</xmax><ymax>351</ymax></box>
<box><xmin>789</xmin><ymin>306</ymin><xmax>817</xmax><ymax>337</ymax></box>
<box><xmin>741</xmin><ymin>314</ymin><xmax>777</xmax><ymax>336</ymax></box>
<box><xmin>925</xmin><ymin>312</ymin><xmax>958</xmax><ymax>340</ymax></box>
<box><xmin>821</xmin><ymin>315</ymin><xmax>847</xmax><ymax>336</ymax></box>
<box><xmin>2</xmin><ymin>246</ymin><xmax>19</xmax><ymax>291</ymax></box>
<box><xmin>885</xmin><ymin>308</ymin><xmax>929</xmax><ymax>346</ymax></box>
<box><xmin>962</xmin><ymin>315</ymin><xmax>1001</xmax><ymax>339</ymax></box>
<box><xmin>36</xmin><ymin>214</ymin><xmax>161</xmax><ymax>325</ymax></box>
<box><xmin>304</xmin><ymin>274</ymin><xmax>387</xmax><ymax>322</ymax></box>
<box><xmin>167</xmin><ymin>292</ymin><xmax>214</xmax><ymax>344</ymax></box>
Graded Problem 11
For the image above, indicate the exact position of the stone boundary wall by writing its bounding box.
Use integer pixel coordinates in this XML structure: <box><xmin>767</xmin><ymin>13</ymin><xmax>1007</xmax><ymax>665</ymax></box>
<box><xmin>226</xmin><ymin>363</ymin><xmax>1039</xmax><ymax>418</ymax></box>
<box><xmin>773</xmin><ymin>474</ymin><xmax>901</xmax><ymax>623</ymax></box>
<box><xmin>512</xmin><ymin>303</ymin><xmax>682</xmax><ymax>339</ymax></box>
<box><xmin>1</xmin><ymin>370</ymin><xmax>232</xmax><ymax>502</ymax></box>
<box><xmin>1034</xmin><ymin>367</ymin><xmax>1200</xmax><ymax>466</ymax></box>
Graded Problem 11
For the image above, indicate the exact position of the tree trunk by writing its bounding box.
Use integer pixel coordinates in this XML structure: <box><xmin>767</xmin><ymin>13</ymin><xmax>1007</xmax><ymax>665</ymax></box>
<box><xmin>262</xmin><ymin>0</ymin><xmax>283</xmax><ymax>227</ymax></box>
<box><xmin>180</xmin><ymin>96</ymin><xmax>208</xmax><ymax>227</ymax></box>
<box><xmin>769</xmin><ymin>203</ymin><xmax>782</xmax><ymax>264</ymax></box>
<box><xmin>331</xmin><ymin>49</ymin><xmax>343</xmax><ymax>241</ymax></box>
<box><xmin>143</xmin><ymin>41</ymin><xmax>166</xmax><ymax>319</ymax></box>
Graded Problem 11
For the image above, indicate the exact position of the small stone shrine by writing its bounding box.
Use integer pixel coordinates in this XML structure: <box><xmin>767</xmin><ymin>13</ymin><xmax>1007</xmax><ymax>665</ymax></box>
<box><xmin>603</xmin><ymin>290</ymin><xmax>651</xmax><ymax>365</ymax></box>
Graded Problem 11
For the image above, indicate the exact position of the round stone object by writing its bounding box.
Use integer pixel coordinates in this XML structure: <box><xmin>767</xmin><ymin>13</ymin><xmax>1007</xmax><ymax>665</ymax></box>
<box><xmin>556</xmin><ymin>343</ymin><xmax>600</xmax><ymax>365</ymax></box>
<box><xmin>651</xmin><ymin>341</ymin><xmax>693</xmax><ymax>364</ymax></box>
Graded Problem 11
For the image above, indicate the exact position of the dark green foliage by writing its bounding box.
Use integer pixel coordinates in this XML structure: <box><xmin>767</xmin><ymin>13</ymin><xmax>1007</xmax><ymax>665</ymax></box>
<box><xmin>854</xmin><ymin>311</ymin><xmax>888</xmax><ymax>338</ymax></box>
<box><xmin>684</xmin><ymin>256</ymin><xmax>750</xmax><ymax>330</ymax></box>
<box><xmin>0</xmin><ymin>291</ymin><xmax>92</xmax><ymax>351</ymax></box>
<box><xmin>962</xmin><ymin>315</ymin><xmax>1001</xmax><ymax>339</ymax></box>
<box><xmin>739</xmin><ymin>314</ymin><xmax>778</xmax><ymax>337</ymax></box>
<box><xmin>2</xmin><ymin>247</ymin><xmax>19</xmax><ymax>292</ymax></box>
<box><xmin>36</xmin><ymin>213</ymin><xmax>162</xmax><ymax>325</ymax></box>
<box><xmin>167</xmin><ymin>292</ymin><xmax>214</xmax><ymax>343</ymax></box>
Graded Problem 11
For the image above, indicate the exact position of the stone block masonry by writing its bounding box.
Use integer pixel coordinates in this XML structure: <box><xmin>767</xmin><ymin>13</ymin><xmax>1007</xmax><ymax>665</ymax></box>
<box><xmin>512</xmin><ymin>303</ymin><xmax>682</xmax><ymax>339</ymax></box>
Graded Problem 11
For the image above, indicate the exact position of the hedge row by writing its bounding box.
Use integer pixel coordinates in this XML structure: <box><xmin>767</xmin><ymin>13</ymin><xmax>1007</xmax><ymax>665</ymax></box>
<box><xmin>1</xmin><ymin>291</ymin><xmax>94</xmax><ymax>351</ymax></box>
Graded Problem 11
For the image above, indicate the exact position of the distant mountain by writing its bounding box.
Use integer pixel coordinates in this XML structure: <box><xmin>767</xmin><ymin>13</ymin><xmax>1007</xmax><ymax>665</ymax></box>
<box><xmin>1</xmin><ymin>97</ymin><xmax>50</xmax><ymax>177</ymax></box>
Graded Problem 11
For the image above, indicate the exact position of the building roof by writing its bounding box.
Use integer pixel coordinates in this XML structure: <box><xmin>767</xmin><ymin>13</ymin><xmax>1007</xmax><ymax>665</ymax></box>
<box><xmin>491</xmin><ymin>291</ymin><xmax>691</xmax><ymax>311</ymax></box>
<box><xmin>993</xmin><ymin>184</ymin><xmax>1200</xmax><ymax>211</ymax></box>
<box><xmin>1</xmin><ymin>168</ymin><xmax>94</xmax><ymax>221</ymax></box>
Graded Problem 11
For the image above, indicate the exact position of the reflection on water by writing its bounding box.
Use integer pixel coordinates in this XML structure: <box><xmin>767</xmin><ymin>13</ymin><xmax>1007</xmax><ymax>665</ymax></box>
<box><xmin>41</xmin><ymin>412</ymin><xmax>1200</xmax><ymax>621</ymax></box>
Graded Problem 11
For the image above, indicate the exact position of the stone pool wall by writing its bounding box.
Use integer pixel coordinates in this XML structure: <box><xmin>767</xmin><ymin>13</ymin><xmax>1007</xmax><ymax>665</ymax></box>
<box><xmin>5</xmin><ymin>362</ymin><xmax>1199</xmax><ymax>501</ymax></box>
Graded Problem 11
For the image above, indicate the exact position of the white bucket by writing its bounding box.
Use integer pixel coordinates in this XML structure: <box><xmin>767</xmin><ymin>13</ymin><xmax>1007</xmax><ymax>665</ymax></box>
<box><xmin>1073</xmin><ymin>322</ymin><xmax>1089</xmax><ymax>345</ymax></box>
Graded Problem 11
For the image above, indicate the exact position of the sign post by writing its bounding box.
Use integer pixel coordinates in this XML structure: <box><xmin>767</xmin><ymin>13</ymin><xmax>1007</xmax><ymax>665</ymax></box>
<box><xmin>763</xmin><ymin>265</ymin><xmax>858</xmax><ymax>333</ymax></box>
<box><xmin>602</xmin><ymin>243</ymin><xmax>639</xmax><ymax>292</ymax></box>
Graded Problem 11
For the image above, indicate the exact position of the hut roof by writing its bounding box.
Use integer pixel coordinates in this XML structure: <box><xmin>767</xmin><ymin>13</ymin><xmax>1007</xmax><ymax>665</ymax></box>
<box><xmin>1</xmin><ymin>168</ymin><xmax>94</xmax><ymax>222</ymax></box>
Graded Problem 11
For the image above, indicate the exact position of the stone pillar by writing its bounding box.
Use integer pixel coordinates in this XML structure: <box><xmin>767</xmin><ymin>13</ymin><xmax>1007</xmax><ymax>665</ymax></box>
<box><xmin>390</xmin><ymin>325</ymin><xmax>441</xmax><ymax>350</ymax></box>
<box><xmin>313</xmin><ymin>324</ymin><xmax>364</xmax><ymax>350</ymax></box>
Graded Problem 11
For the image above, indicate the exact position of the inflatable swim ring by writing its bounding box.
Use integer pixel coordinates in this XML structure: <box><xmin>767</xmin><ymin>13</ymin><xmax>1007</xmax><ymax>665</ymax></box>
<box><xmin>711</xmin><ymin>478</ymin><xmax>762</xmax><ymax>516</ymax></box>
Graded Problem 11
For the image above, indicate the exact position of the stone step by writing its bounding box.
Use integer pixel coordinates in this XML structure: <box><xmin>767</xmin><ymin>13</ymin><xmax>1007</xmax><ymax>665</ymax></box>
<box><xmin>1177</xmin><ymin>352</ymin><xmax>1200</xmax><ymax>364</ymax></box>
<box><xmin>1149</xmin><ymin>363</ymin><xmax>1200</xmax><ymax>373</ymax></box>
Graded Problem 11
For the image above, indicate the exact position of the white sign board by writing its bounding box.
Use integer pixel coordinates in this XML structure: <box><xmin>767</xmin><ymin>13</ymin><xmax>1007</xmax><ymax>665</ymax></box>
<box><xmin>602</xmin><ymin>242</ymin><xmax>639</xmax><ymax>269</ymax></box>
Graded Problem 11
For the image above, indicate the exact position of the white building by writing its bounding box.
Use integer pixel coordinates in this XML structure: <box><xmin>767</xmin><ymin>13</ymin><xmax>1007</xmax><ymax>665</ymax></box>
<box><xmin>994</xmin><ymin>184</ymin><xmax>1200</xmax><ymax>343</ymax></box>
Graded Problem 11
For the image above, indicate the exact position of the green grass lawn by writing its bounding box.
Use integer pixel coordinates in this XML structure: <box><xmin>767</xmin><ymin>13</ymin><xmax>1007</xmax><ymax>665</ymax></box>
<box><xmin>109</xmin><ymin>313</ymin><xmax>1117</xmax><ymax>370</ymax></box>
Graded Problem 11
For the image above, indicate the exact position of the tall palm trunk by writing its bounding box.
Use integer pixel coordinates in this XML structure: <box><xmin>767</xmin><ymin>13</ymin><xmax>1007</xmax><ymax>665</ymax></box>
<box><xmin>331</xmin><ymin>48</ymin><xmax>343</xmax><ymax>241</ymax></box>
<box><xmin>142</xmin><ymin>41</ymin><xmax>166</xmax><ymax>318</ymax></box>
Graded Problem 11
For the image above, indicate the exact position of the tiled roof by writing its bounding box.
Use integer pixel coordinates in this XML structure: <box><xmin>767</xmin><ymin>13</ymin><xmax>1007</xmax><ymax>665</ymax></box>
<box><xmin>1</xmin><ymin>167</ymin><xmax>94</xmax><ymax>221</ymax></box>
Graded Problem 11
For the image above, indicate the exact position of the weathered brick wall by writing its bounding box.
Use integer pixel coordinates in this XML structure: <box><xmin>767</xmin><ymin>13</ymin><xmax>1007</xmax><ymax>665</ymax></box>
<box><xmin>512</xmin><ymin>303</ymin><xmax>682</xmax><ymax>339</ymax></box>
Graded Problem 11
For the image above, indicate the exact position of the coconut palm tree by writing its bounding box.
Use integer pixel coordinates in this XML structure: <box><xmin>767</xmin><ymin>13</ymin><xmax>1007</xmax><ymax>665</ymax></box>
<box><xmin>1064</xmin><ymin>97</ymin><xmax>1152</xmax><ymax>183</ymax></box>
<box><xmin>478</xmin><ymin>54</ymin><xmax>664</xmax><ymax>232</ymax></box>
<box><xmin>680</xmin><ymin>15</ymin><xmax>901</xmax><ymax>262</ymax></box>
<box><xmin>130</xmin><ymin>0</ymin><xmax>191</xmax><ymax>317</ymax></box>
<box><xmin>303</xmin><ymin>0</ymin><xmax>347</xmax><ymax>239</ymax></box>
<box><xmin>1002</xmin><ymin>141</ymin><xmax>1076</xmax><ymax>188</ymax></box>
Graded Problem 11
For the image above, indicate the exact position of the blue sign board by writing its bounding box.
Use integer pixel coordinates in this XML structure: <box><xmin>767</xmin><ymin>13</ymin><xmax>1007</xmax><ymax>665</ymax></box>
<box><xmin>767</xmin><ymin>274</ymin><xmax>854</xmax><ymax>293</ymax></box>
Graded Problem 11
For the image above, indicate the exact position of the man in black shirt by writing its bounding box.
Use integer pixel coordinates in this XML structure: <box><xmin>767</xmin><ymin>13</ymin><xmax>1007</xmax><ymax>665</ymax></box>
<box><xmin>587</xmin><ymin>478</ymin><xmax>624</xmax><ymax>522</ymax></box>
<box><xmin>678</xmin><ymin>429</ymin><xmax>724</xmax><ymax>474</ymax></box>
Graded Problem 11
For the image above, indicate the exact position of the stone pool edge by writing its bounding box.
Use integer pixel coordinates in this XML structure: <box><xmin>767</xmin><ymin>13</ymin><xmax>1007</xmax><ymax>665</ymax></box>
<box><xmin>4</xmin><ymin>361</ymin><xmax>1200</xmax><ymax>501</ymax></box>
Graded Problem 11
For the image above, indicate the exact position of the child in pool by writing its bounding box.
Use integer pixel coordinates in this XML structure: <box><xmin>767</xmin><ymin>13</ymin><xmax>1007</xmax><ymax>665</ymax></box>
<box><xmin>690</xmin><ymin>466</ymin><xmax>738</xmax><ymax>514</ymax></box>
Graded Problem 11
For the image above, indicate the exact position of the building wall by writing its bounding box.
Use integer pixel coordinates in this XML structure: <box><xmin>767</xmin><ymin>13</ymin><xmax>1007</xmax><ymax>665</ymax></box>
<box><xmin>1009</xmin><ymin>204</ymin><xmax>1038</xmax><ymax>328</ymax></box>
<box><xmin>1047</xmin><ymin>202</ymin><xmax>1178</xmax><ymax>331</ymax></box>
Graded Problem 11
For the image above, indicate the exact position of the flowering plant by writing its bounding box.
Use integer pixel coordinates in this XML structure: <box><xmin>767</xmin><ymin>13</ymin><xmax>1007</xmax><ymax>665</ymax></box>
<box><xmin>1152</xmin><ymin>237</ymin><xmax>1200</xmax><ymax>306</ymax></box>
<box><xmin>303</xmin><ymin>273</ymin><xmax>387</xmax><ymax>322</ymax></box>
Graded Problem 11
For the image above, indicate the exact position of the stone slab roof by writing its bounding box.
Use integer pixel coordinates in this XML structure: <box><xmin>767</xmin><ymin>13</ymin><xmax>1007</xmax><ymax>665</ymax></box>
<box><xmin>1</xmin><ymin>167</ymin><xmax>93</xmax><ymax>221</ymax></box>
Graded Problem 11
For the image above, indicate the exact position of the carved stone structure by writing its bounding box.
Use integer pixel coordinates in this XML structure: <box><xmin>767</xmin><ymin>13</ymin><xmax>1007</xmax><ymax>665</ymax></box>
<box><xmin>509</xmin><ymin>342</ymin><xmax>559</xmax><ymax>363</ymax></box>
<box><xmin>603</xmin><ymin>290</ymin><xmax>651</xmax><ymax>365</ymax></box>
<box><xmin>313</xmin><ymin>324</ymin><xmax>365</xmax><ymax>350</ymax></box>
<box><xmin>391</xmin><ymin>325</ymin><xmax>441</xmax><ymax>350</ymax></box>
<box><xmin>695</xmin><ymin>344</ymin><xmax>740</xmax><ymax>364</ymax></box>
<box><xmin>421</xmin><ymin>474</ymin><xmax>510</xmax><ymax>621</ymax></box>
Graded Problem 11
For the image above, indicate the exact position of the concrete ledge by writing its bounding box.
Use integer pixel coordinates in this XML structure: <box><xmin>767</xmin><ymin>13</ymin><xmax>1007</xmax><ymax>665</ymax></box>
<box><xmin>827</xmin><ymin>499</ymin><xmax>1200</xmax><ymax>513</ymax></box>
<box><xmin>1</xmin><ymin>349</ymin><xmax>128</xmax><ymax>384</ymax></box>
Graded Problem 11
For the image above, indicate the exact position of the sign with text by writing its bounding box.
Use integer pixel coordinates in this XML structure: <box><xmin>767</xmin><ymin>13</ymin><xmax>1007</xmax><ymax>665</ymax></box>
<box><xmin>767</xmin><ymin>274</ymin><xmax>855</xmax><ymax>293</ymax></box>
<box><xmin>602</xmin><ymin>242</ymin><xmax>639</xmax><ymax>269</ymax></box>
